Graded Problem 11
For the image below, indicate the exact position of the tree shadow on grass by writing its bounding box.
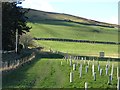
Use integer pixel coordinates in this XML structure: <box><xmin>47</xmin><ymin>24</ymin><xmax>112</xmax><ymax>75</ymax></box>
<box><xmin>2</xmin><ymin>51</ymin><xmax>64</xmax><ymax>88</ymax></box>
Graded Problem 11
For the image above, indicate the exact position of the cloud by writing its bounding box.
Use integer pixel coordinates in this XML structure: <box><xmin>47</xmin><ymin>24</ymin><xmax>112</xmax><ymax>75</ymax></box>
<box><xmin>22</xmin><ymin>0</ymin><xmax>55</xmax><ymax>12</ymax></box>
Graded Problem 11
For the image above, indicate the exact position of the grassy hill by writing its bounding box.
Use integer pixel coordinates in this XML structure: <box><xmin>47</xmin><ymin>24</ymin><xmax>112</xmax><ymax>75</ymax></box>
<box><xmin>26</xmin><ymin>9</ymin><xmax>118</xmax><ymax>42</ymax></box>
<box><xmin>29</xmin><ymin>22</ymin><xmax>118</xmax><ymax>42</ymax></box>
<box><xmin>24</xmin><ymin>9</ymin><xmax>118</xmax><ymax>58</ymax></box>
<box><xmin>26</xmin><ymin>9</ymin><xmax>118</xmax><ymax>28</ymax></box>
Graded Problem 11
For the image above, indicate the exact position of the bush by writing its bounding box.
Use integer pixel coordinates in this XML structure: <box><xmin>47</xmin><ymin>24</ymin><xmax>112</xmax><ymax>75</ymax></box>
<box><xmin>20</xmin><ymin>34</ymin><xmax>38</xmax><ymax>49</ymax></box>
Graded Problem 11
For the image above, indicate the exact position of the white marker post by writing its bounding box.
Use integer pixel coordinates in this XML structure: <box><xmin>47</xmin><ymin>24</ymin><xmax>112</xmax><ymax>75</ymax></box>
<box><xmin>100</xmin><ymin>69</ymin><xmax>103</xmax><ymax>76</ymax></box>
<box><xmin>86</xmin><ymin>66</ymin><xmax>88</xmax><ymax>73</ymax></box>
<box><xmin>81</xmin><ymin>57</ymin><xmax>83</xmax><ymax>60</ymax></box>
<box><xmin>110</xmin><ymin>74</ymin><xmax>113</xmax><ymax>81</ymax></box>
<box><xmin>81</xmin><ymin>57</ymin><xmax>83</xmax><ymax>64</ymax></box>
<box><xmin>70</xmin><ymin>72</ymin><xmax>73</xmax><ymax>83</ymax></box>
<box><xmin>76</xmin><ymin>57</ymin><xmax>78</xmax><ymax>66</ymax></box>
<box><xmin>108</xmin><ymin>74</ymin><xmax>112</xmax><ymax>85</ymax></box>
<box><xmin>70</xmin><ymin>58</ymin><xmax>72</xmax><ymax>67</ymax></box>
<box><xmin>117</xmin><ymin>77</ymin><xmax>120</xmax><ymax>90</ymax></box>
<box><xmin>98</xmin><ymin>64</ymin><xmax>100</xmax><ymax>72</ymax></box>
<box><xmin>106</xmin><ymin>66</ymin><xmax>108</xmax><ymax>75</ymax></box>
<box><xmin>84</xmin><ymin>57</ymin><xmax>86</xmax><ymax>64</ymax></box>
<box><xmin>111</xmin><ymin>64</ymin><xmax>114</xmax><ymax>75</ymax></box>
<box><xmin>85</xmin><ymin>82</ymin><xmax>88</xmax><ymax>90</ymax></box>
<box><xmin>79</xmin><ymin>64</ymin><xmax>82</xmax><ymax>78</ymax></box>
<box><xmin>73</xmin><ymin>64</ymin><xmax>76</xmax><ymax>70</ymax></box>
<box><xmin>92</xmin><ymin>64</ymin><xmax>95</xmax><ymax>76</ymax></box>
<box><xmin>117</xmin><ymin>67</ymin><xmax>119</xmax><ymax>79</ymax></box>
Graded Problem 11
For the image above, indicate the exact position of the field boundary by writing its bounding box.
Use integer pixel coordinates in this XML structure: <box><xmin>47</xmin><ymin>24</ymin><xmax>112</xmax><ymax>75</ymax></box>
<box><xmin>50</xmin><ymin>50</ymin><xmax>119</xmax><ymax>61</ymax></box>
<box><xmin>34</xmin><ymin>38</ymin><xmax>119</xmax><ymax>45</ymax></box>
<box><xmin>1</xmin><ymin>52</ymin><xmax>36</xmax><ymax>72</ymax></box>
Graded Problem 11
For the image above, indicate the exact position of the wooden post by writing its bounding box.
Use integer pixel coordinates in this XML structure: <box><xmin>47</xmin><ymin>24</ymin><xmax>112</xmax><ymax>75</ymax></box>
<box><xmin>93</xmin><ymin>72</ymin><xmax>96</xmax><ymax>81</ymax></box>
<box><xmin>15</xmin><ymin>29</ymin><xmax>18</xmax><ymax>53</ymax></box>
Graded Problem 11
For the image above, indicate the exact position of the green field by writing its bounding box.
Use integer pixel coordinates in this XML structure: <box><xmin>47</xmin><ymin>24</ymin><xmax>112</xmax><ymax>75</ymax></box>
<box><xmin>3</xmin><ymin>52</ymin><xmax>118</xmax><ymax>88</ymax></box>
<box><xmin>28</xmin><ymin>20</ymin><xmax>118</xmax><ymax>58</ymax></box>
<box><xmin>27</xmin><ymin>10</ymin><xmax>118</xmax><ymax>58</ymax></box>
<box><xmin>29</xmin><ymin>21</ymin><xmax>118</xmax><ymax>42</ymax></box>
<box><xmin>36</xmin><ymin>41</ymin><xmax>118</xmax><ymax>58</ymax></box>
<box><xmin>3</xmin><ymin>9</ymin><xmax>119</xmax><ymax>89</ymax></box>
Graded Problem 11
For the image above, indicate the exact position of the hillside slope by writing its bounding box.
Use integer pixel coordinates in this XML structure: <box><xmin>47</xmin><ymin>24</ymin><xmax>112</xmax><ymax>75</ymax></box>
<box><xmin>26</xmin><ymin>9</ymin><xmax>118</xmax><ymax>28</ymax></box>
<box><xmin>24</xmin><ymin>8</ymin><xmax>118</xmax><ymax>42</ymax></box>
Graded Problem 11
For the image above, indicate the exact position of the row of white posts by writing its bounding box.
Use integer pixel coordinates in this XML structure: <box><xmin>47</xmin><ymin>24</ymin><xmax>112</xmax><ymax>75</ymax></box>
<box><xmin>63</xmin><ymin>55</ymin><xmax>119</xmax><ymax>89</ymax></box>
<box><xmin>0</xmin><ymin>53</ymin><xmax>35</xmax><ymax>71</ymax></box>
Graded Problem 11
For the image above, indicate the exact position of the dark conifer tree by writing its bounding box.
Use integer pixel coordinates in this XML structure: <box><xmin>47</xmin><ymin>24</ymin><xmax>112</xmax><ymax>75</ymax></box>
<box><xmin>2</xmin><ymin>1</ymin><xmax>31</xmax><ymax>51</ymax></box>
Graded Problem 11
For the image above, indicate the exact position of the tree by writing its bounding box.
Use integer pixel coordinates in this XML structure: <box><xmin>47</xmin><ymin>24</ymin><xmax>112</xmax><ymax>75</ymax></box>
<box><xmin>2</xmin><ymin>1</ymin><xmax>31</xmax><ymax>51</ymax></box>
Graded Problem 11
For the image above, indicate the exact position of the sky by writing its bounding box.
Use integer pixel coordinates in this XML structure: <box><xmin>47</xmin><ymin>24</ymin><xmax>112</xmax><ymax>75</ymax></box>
<box><xmin>21</xmin><ymin>0</ymin><xmax>119</xmax><ymax>24</ymax></box>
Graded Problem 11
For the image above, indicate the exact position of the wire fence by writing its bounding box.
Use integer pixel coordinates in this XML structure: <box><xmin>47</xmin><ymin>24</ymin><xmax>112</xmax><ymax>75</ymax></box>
<box><xmin>0</xmin><ymin>52</ymin><xmax>35</xmax><ymax>72</ymax></box>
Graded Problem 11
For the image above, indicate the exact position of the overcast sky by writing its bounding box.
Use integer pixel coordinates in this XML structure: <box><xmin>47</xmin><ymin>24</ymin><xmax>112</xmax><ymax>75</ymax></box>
<box><xmin>21</xmin><ymin>0</ymin><xmax>119</xmax><ymax>24</ymax></box>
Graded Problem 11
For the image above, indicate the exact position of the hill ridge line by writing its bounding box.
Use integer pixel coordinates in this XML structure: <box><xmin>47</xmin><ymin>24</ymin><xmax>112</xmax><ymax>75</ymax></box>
<box><xmin>26</xmin><ymin>8</ymin><xmax>119</xmax><ymax>28</ymax></box>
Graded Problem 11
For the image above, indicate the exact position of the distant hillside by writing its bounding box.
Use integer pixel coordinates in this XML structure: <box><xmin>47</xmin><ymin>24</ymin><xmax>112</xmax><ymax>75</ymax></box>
<box><xmin>25</xmin><ymin>8</ymin><xmax>118</xmax><ymax>28</ymax></box>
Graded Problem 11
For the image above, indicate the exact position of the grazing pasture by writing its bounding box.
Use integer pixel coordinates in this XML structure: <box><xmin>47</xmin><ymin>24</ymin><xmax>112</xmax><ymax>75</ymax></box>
<box><xmin>36</xmin><ymin>41</ymin><xmax>118</xmax><ymax>58</ymax></box>
<box><xmin>28</xmin><ymin>21</ymin><xmax>118</xmax><ymax>42</ymax></box>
